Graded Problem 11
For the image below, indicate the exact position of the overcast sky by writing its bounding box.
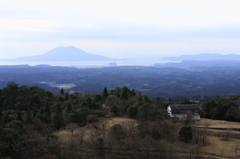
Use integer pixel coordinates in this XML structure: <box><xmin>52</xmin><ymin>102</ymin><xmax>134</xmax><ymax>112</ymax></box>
<box><xmin>1</xmin><ymin>0</ymin><xmax>240</xmax><ymax>59</ymax></box>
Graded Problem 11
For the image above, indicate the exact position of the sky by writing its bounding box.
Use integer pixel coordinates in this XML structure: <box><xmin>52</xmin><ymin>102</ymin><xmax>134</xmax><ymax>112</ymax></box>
<box><xmin>1</xmin><ymin>0</ymin><xmax>240</xmax><ymax>59</ymax></box>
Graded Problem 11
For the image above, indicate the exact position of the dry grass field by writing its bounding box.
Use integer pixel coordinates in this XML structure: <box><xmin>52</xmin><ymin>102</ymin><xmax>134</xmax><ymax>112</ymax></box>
<box><xmin>54</xmin><ymin>116</ymin><xmax>139</xmax><ymax>143</ymax></box>
<box><xmin>54</xmin><ymin>117</ymin><xmax>240</xmax><ymax>159</ymax></box>
<box><xmin>174</xmin><ymin>118</ymin><xmax>240</xmax><ymax>158</ymax></box>
<box><xmin>197</xmin><ymin>118</ymin><xmax>240</xmax><ymax>129</ymax></box>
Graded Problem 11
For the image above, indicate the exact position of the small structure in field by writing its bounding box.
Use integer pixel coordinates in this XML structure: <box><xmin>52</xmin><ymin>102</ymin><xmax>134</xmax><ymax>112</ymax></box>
<box><xmin>167</xmin><ymin>104</ymin><xmax>201</xmax><ymax>120</ymax></box>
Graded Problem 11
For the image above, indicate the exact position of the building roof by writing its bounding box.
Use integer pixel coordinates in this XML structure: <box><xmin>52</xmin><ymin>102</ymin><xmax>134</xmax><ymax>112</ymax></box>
<box><xmin>169</xmin><ymin>104</ymin><xmax>201</xmax><ymax>111</ymax></box>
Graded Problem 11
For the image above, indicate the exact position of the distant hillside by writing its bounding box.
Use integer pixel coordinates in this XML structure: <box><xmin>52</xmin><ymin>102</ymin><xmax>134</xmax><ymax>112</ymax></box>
<box><xmin>154</xmin><ymin>59</ymin><xmax>240</xmax><ymax>71</ymax></box>
<box><xmin>6</xmin><ymin>46</ymin><xmax>117</xmax><ymax>61</ymax></box>
<box><xmin>161</xmin><ymin>53</ymin><xmax>240</xmax><ymax>61</ymax></box>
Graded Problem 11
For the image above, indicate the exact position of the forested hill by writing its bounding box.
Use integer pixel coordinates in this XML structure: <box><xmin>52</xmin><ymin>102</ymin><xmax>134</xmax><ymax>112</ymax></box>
<box><xmin>1</xmin><ymin>82</ymin><xmax>240</xmax><ymax>158</ymax></box>
<box><xmin>0</xmin><ymin>65</ymin><xmax>240</xmax><ymax>99</ymax></box>
<box><xmin>0</xmin><ymin>83</ymin><xmax>189</xmax><ymax>158</ymax></box>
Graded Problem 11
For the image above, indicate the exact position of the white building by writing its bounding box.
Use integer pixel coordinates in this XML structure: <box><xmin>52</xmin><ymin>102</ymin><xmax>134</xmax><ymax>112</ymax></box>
<box><xmin>167</xmin><ymin>104</ymin><xmax>201</xmax><ymax>120</ymax></box>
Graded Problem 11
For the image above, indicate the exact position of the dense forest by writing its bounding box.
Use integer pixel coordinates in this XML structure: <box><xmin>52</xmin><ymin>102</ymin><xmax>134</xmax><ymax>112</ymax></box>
<box><xmin>0</xmin><ymin>82</ymin><xmax>199</xmax><ymax>159</ymax></box>
<box><xmin>202</xmin><ymin>96</ymin><xmax>240</xmax><ymax>122</ymax></box>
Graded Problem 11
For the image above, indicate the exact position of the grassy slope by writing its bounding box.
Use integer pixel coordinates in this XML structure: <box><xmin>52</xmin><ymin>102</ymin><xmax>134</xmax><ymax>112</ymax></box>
<box><xmin>54</xmin><ymin>117</ymin><xmax>240</xmax><ymax>158</ymax></box>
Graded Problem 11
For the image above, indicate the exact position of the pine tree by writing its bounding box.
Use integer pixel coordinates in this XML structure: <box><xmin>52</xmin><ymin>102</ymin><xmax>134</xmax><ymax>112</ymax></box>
<box><xmin>103</xmin><ymin>87</ymin><xmax>109</xmax><ymax>99</ymax></box>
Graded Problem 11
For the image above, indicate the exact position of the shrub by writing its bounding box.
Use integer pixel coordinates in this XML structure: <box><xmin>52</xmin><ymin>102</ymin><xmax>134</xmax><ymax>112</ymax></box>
<box><xmin>179</xmin><ymin>126</ymin><xmax>192</xmax><ymax>142</ymax></box>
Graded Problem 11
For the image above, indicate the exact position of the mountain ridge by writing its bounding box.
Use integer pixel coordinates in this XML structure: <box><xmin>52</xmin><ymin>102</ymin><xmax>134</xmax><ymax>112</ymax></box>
<box><xmin>161</xmin><ymin>53</ymin><xmax>240</xmax><ymax>61</ymax></box>
<box><xmin>2</xmin><ymin>46</ymin><xmax>118</xmax><ymax>61</ymax></box>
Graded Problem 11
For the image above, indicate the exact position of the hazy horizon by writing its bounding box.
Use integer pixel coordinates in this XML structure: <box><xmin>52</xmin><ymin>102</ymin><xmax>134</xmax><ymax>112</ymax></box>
<box><xmin>1</xmin><ymin>1</ymin><xmax>240</xmax><ymax>59</ymax></box>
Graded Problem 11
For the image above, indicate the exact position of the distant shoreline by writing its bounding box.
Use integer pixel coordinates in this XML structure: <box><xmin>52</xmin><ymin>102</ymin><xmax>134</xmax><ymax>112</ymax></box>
<box><xmin>0</xmin><ymin>59</ymin><xmax>168</xmax><ymax>68</ymax></box>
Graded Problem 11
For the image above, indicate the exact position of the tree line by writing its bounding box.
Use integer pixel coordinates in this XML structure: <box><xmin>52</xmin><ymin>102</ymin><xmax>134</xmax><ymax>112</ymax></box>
<box><xmin>0</xmin><ymin>82</ymin><xmax>207</xmax><ymax>159</ymax></box>
<box><xmin>202</xmin><ymin>96</ymin><xmax>240</xmax><ymax>122</ymax></box>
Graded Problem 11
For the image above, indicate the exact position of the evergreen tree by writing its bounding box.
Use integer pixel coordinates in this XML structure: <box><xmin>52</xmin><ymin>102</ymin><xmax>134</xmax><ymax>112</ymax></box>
<box><xmin>103</xmin><ymin>87</ymin><xmax>109</xmax><ymax>99</ymax></box>
<box><xmin>127</xmin><ymin>105</ymin><xmax>138</xmax><ymax>118</ymax></box>
<box><xmin>33</xmin><ymin>109</ymin><xmax>37</xmax><ymax>118</ymax></box>
<box><xmin>60</xmin><ymin>88</ymin><xmax>64</xmax><ymax>94</ymax></box>
<box><xmin>53</xmin><ymin>114</ymin><xmax>65</xmax><ymax>130</ymax></box>
<box><xmin>95</xmin><ymin>94</ymin><xmax>103</xmax><ymax>102</ymax></box>
<box><xmin>225</xmin><ymin>107</ymin><xmax>240</xmax><ymax>121</ymax></box>
<box><xmin>65</xmin><ymin>93</ymin><xmax>69</xmax><ymax>101</ymax></box>
<box><xmin>138</xmin><ymin>94</ymin><xmax>143</xmax><ymax>105</ymax></box>
<box><xmin>91</xmin><ymin>101</ymin><xmax>99</xmax><ymax>109</ymax></box>
<box><xmin>17</xmin><ymin>111</ymin><xmax>23</xmax><ymax>123</ymax></box>
<box><xmin>111</xmin><ymin>105</ymin><xmax>119</xmax><ymax>116</ymax></box>
<box><xmin>144</xmin><ymin>95</ymin><xmax>151</xmax><ymax>103</ymax></box>
<box><xmin>44</xmin><ymin>102</ymin><xmax>51</xmax><ymax>116</ymax></box>
<box><xmin>179</xmin><ymin>126</ymin><xmax>193</xmax><ymax>142</ymax></box>
<box><xmin>53</xmin><ymin>103</ymin><xmax>65</xmax><ymax>130</ymax></box>
<box><xmin>120</xmin><ymin>87</ymin><xmax>128</xmax><ymax>100</ymax></box>
<box><xmin>130</xmin><ymin>89</ymin><xmax>136</xmax><ymax>97</ymax></box>
<box><xmin>67</xmin><ymin>103</ymin><xmax>72</xmax><ymax>113</ymax></box>
<box><xmin>0</xmin><ymin>109</ymin><xmax>2</xmax><ymax>122</ymax></box>
<box><xmin>28</xmin><ymin>98</ymin><xmax>34</xmax><ymax>111</ymax></box>
<box><xmin>26</xmin><ymin>110</ymin><xmax>32</xmax><ymax>124</ymax></box>
<box><xmin>2</xmin><ymin>112</ymin><xmax>9</xmax><ymax>125</ymax></box>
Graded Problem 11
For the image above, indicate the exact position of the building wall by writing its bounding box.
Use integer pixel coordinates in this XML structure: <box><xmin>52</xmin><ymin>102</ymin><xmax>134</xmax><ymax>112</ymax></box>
<box><xmin>168</xmin><ymin>105</ymin><xmax>201</xmax><ymax>120</ymax></box>
<box><xmin>167</xmin><ymin>106</ymin><xmax>172</xmax><ymax>117</ymax></box>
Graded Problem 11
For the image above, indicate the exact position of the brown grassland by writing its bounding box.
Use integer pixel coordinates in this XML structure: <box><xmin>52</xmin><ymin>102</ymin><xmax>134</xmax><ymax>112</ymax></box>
<box><xmin>54</xmin><ymin>117</ymin><xmax>240</xmax><ymax>159</ymax></box>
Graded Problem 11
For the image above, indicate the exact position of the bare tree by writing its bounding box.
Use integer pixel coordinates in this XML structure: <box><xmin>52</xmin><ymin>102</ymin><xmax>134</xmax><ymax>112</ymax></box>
<box><xmin>99</xmin><ymin>117</ymin><xmax>108</xmax><ymax>130</ymax></box>
<box><xmin>192</xmin><ymin>122</ymin><xmax>210</xmax><ymax>144</ymax></box>
<box><xmin>76</xmin><ymin>129</ymin><xmax>86</xmax><ymax>145</ymax></box>
<box><xmin>66</xmin><ymin>123</ymin><xmax>79</xmax><ymax>136</ymax></box>
<box><xmin>104</xmin><ymin>134</ymin><xmax>115</xmax><ymax>153</ymax></box>
<box><xmin>88</xmin><ymin>115</ymin><xmax>100</xmax><ymax>132</ymax></box>
<box><xmin>67</xmin><ymin>138</ymin><xmax>78</xmax><ymax>159</ymax></box>
<box><xmin>92</xmin><ymin>122</ymin><xmax>100</xmax><ymax>132</ymax></box>
<box><xmin>125</xmin><ymin>121</ymin><xmax>135</xmax><ymax>136</ymax></box>
<box><xmin>158</xmin><ymin>120</ymin><xmax>175</xmax><ymax>142</ymax></box>
<box><xmin>85</xmin><ymin>131</ymin><xmax>101</xmax><ymax>149</ymax></box>
<box><xmin>201</xmin><ymin>122</ymin><xmax>210</xmax><ymax>144</ymax></box>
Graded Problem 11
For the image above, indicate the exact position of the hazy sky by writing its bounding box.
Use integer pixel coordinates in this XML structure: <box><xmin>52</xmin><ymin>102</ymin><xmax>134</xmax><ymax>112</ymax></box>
<box><xmin>1</xmin><ymin>0</ymin><xmax>240</xmax><ymax>59</ymax></box>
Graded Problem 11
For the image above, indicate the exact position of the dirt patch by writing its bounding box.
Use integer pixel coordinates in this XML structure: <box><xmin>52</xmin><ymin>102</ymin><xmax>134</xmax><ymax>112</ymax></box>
<box><xmin>106</xmin><ymin>116</ymin><xmax>139</xmax><ymax>127</ymax></box>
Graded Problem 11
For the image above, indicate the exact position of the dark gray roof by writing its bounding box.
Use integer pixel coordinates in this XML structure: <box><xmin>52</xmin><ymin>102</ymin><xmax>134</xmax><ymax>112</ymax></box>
<box><xmin>169</xmin><ymin>104</ymin><xmax>201</xmax><ymax>111</ymax></box>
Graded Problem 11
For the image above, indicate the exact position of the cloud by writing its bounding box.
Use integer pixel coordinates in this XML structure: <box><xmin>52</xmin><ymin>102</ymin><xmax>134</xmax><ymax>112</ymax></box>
<box><xmin>1</xmin><ymin>0</ymin><xmax>240</xmax><ymax>59</ymax></box>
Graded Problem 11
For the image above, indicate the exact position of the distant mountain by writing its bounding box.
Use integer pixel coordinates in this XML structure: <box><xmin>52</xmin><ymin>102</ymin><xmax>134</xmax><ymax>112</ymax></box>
<box><xmin>154</xmin><ymin>60</ymin><xmax>240</xmax><ymax>71</ymax></box>
<box><xmin>161</xmin><ymin>53</ymin><xmax>240</xmax><ymax>61</ymax></box>
<box><xmin>6</xmin><ymin>46</ymin><xmax>117</xmax><ymax>61</ymax></box>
